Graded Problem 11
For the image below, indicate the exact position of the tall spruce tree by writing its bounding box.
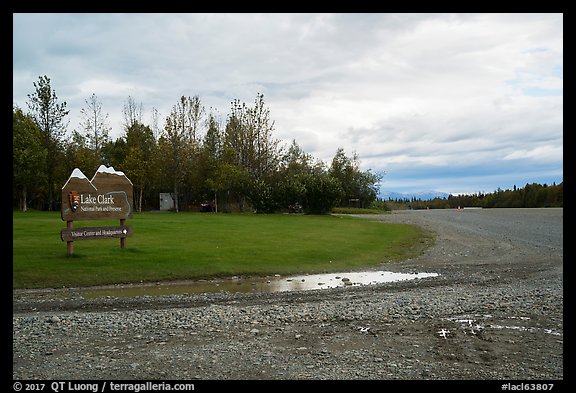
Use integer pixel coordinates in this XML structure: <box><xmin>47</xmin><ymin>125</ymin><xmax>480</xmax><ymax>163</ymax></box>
<box><xmin>26</xmin><ymin>75</ymin><xmax>69</xmax><ymax>211</ymax></box>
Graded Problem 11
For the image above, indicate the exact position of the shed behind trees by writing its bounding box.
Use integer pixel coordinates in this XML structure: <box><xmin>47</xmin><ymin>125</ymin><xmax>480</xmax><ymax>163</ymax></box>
<box><xmin>159</xmin><ymin>193</ymin><xmax>175</xmax><ymax>211</ymax></box>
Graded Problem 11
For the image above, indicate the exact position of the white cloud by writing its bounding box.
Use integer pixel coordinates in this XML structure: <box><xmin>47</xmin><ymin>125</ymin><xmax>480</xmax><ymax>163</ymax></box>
<box><xmin>13</xmin><ymin>13</ymin><xmax>563</xmax><ymax>194</ymax></box>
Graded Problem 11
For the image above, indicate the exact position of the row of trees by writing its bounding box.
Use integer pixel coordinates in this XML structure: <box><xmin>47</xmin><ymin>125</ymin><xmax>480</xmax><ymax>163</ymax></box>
<box><xmin>386</xmin><ymin>182</ymin><xmax>563</xmax><ymax>210</ymax></box>
<box><xmin>13</xmin><ymin>76</ymin><xmax>382</xmax><ymax>214</ymax></box>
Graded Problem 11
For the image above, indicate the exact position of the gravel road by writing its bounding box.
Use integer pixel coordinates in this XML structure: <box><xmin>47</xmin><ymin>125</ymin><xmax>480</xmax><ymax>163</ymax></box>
<box><xmin>13</xmin><ymin>208</ymin><xmax>563</xmax><ymax>383</ymax></box>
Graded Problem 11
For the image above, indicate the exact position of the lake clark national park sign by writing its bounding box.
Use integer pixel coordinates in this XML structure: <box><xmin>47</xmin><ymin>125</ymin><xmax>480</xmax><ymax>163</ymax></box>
<box><xmin>61</xmin><ymin>165</ymin><xmax>134</xmax><ymax>255</ymax></box>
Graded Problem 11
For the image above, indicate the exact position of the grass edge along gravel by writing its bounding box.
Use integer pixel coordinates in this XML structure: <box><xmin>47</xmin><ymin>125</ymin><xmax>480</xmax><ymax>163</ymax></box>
<box><xmin>13</xmin><ymin>210</ymin><xmax>433</xmax><ymax>289</ymax></box>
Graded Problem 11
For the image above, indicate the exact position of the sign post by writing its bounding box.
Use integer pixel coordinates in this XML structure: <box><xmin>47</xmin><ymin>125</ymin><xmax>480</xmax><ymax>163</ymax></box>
<box><xmin>66</xmin><ymin>220</ymin><xmax>74</xmax><ymax>255</ymax></box>
<box><xmin>61</xmin><ymin>165</ymin><xmax>134</xmax><ymax>255</ymax></box>
<box><xmin>120</xmin><ymin>218</ymin><xmax>126</xmax><ymax>249</ymax></box>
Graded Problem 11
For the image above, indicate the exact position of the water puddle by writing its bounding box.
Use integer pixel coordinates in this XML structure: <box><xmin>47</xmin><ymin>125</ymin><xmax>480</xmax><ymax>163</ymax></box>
<box><xmin>267</xmin><ymin>271</ymin><xmax>439</xmax><ymax>293</ymax></box>
<box><xmin>18</xmin><ymin>270</ymin><xmax>439</xmax><ymax>299</ymax></box>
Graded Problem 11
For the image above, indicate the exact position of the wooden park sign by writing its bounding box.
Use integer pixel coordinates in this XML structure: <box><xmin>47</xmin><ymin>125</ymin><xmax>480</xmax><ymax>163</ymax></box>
<box><xmin>61</xmin><ymin>165</ymin><xmax>134</xmax><ymax>255</ymax></box>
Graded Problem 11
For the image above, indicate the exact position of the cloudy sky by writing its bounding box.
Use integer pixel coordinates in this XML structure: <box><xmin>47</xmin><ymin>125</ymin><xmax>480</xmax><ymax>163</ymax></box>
<box><xmin>13</xmin><ymin>13</ymin><xmax>563</xmax><ymax>196</ymax></box>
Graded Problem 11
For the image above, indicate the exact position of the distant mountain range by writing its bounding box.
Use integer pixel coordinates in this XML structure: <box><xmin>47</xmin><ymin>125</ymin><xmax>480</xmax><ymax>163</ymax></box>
<box><xmin>379</xmin><ymin>190</ymin><xmax>451</xmax><ymax>201</ymax></box>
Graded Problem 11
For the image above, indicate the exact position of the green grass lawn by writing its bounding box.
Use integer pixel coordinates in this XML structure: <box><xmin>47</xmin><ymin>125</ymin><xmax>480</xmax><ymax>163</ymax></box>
<box><xmin>13</xmin><ymin>210</ymin><xmax>433</xmax><ymax>289</ymax></box>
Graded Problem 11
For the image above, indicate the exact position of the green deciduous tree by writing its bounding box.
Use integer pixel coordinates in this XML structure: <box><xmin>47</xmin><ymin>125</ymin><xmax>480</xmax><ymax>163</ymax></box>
<box><xmin>299</xmin><ymin>171</ymin><xmax>344</xmax><ymax>215</ymax></box>
<box><xmin>222</xmin><ymin>93</ymin><xmax>282</xmax><ymax>210</ymax></box>
<box><xmin>245</xmin><ymin>93</ymin><xmax>281</xmax><ymax>181</ymax></box>
<box><xmin>122</xmin><ymin>122</ymin><xmax>157</xmax><ymax>212</ymax></box>
<box><xmin>62</xmin><ymin>131</ymin><xmax>100</xmax><ymax>179</ymax></box>
<box><xmin>159</xmin><ymin>96</ymin><xmax>204</xmax><ymax>212</ymax></box>
<box><xmin>13</xmin><ymin>106</ymin><xmax>46</xmax><ymax>211</ymax></box>
<box><xmin>329</xmin><ymin>147</ymin><xmax>382</xmax><ymax>208</ymax></box>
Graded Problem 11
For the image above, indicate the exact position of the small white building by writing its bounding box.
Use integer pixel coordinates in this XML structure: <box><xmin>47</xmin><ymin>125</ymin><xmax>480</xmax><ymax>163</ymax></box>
<box><xmin>159</xmin><ymin>193</ymin><xmax>175</xmax><ymax>211</ymax></box>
